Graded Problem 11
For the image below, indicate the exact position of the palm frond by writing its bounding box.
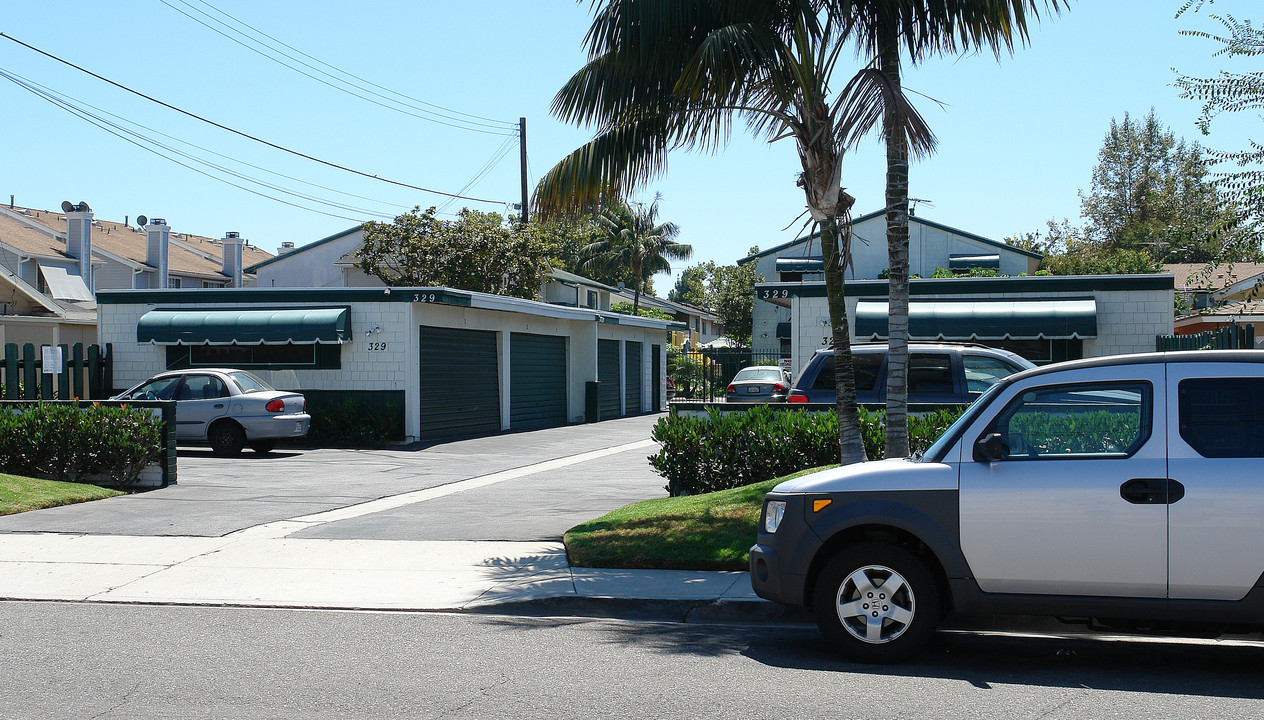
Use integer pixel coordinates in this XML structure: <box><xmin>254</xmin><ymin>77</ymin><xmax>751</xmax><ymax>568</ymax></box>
<box><xmin>835</xmin><ymin>66</ymin><xmax>936</xmax><ymax>159</ymax></box>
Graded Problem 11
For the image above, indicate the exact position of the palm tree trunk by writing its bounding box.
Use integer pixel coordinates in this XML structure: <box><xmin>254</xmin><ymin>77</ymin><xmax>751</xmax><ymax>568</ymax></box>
<box><xmin>881</xmin><ymin>34</ymin><xmax>911</xmax><ymax>460</ymax></box>
<box><xmin>819</xmin><ymin>216</ymin><xmax>868</xmax><ymax>465</ymax></box>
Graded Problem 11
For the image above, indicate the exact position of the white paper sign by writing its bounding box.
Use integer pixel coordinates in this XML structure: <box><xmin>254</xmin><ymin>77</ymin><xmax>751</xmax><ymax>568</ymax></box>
<box><xmin>41</xmin><ymin>346</ymin><xmax>62</xmax><ymax>374</ymax></box>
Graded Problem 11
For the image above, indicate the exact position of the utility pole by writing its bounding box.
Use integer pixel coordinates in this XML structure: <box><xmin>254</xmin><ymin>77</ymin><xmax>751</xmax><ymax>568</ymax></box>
<box><xmin>519</xmin><ymin>117</ymin><xmax>529</xmax><ymax>223</ymax></box>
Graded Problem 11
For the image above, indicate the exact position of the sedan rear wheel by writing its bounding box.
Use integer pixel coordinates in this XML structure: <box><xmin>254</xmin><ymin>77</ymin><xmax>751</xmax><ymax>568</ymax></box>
<box><xmin>209</xmin><ymin>421</ymin><xmax>245</xmax><ymax>457</ymax></box>
<box><xmin>813</xmin><ymin>542</ymin><xmax>941</xmax><ymax>663</ymax></box>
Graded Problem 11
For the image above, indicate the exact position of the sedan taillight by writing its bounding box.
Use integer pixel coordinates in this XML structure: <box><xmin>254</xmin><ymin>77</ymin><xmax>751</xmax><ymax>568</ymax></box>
<box><xmin>265</xmin><ymin>398</ymin><xmax>285</xmax><ymax>413</ymax></box>
<box><xmin>787</xmin><ymin>392</ymin><xmax>808</xmax><ymax>403</ymax></box>
<box><xmin>773</xmin><ymin>383</ymin><xmax>787</xmax><ymax>393</ymax></box>
<box><xmin>726</xmin><ymin>384</ymin><xmax>737</xmax><ymax>394</ymax></box>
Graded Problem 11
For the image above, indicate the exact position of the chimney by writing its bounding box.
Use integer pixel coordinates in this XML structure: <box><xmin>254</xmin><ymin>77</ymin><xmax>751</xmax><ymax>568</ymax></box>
<box><xmin>278</xmin><ymin>241</ymin><xmax>296</xmax><ymax>255</ymax></box>
<box><xmin>222</xmin><ymin>231</ymin><xmax>244</xmax><ymax>288</ymax></box>
<box><xmin>145</xmin><ymin>218</ymin><xmax>170</xmax><ymax>289</ymax></box>
<box><xmin>65</xmin><ymin>203</ymin><xmax>94</xmax><ymax>292</ymax></box>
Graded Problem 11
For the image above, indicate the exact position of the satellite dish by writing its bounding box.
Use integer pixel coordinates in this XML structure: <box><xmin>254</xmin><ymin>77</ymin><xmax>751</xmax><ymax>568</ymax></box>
<box><xmin>136</xmin><ymin>215</ymin><xmax>148</xmax><ymax>227</ymax></box>
<box><xmin>61</xmin><ymin>201</ymin><xmax>74</xmax><ymax>213</ymax></box>
<box><xmin>78</xmin><ymin>201</ymin><xmax>90</xmax><ymax>212</ymax></box>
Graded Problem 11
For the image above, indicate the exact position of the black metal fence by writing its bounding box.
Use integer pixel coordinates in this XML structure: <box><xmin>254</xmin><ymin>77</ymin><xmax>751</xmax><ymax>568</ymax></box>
<box><xmin>1156</xmin><ymin>325</ymin><xmax>1255</xmax><ymax>351</ymax></box>
<box><xmin>669</xmin><ymin>349</ymin><xmax>786</xmax><ymax>400</ymax></box>
<box><xmin>1</xmin><ymin>342</ymin><xmax>113</xmax><ymax>401</ymax></box>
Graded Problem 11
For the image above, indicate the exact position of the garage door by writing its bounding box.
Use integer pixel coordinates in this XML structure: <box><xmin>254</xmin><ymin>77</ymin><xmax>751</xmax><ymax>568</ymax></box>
<box><xmin>510</xmin><ymin>333</ymin><xmax>567</xmax><ymax>430</ymax></box>
<box><xmin>419</xmin><ymin>326</ymin><xmax>500</xmax><ymax>440</ymax></box>
<box><xmin>597</xmin><ymin>339</ymin><xmax>621</xmax><ymax>419</ymax></box>
<box><xmin>624</xmin><ymin>341</ymin><xmax>643</xmax><ymax>415</ymax></box>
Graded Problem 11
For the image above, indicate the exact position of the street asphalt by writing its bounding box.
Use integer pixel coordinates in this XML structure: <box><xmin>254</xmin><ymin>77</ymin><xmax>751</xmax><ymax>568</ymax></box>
<box><xmin>0</xmin><ymin>413</ymin><xmax>801</xmax><ymax>623</ymax></box>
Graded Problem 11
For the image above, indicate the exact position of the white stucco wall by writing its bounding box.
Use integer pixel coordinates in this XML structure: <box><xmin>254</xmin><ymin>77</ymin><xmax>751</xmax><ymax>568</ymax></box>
<box><xmin>98</xmin><ymin>287</ymin><xmax>670</xmax><ymax>442</ymax></box>
<box><xmin>782</xmin><ymin>284</ymin><xmax>1174</xmax><ymax>378</ymax></box>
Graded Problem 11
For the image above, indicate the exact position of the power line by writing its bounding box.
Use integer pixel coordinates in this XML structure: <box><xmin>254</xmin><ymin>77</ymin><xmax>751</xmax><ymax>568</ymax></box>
<box><xmin>0</xmin><ymin>31</ymin><xmax>511</xmax><ymax>206</ymax></box>
<box><xmin>0</xmin><ymin>67</ymin><xmax>391</xmax><ymax>222</ymax></box>
<box><xmin>9</xmin><ymin>70</ymin><xmax>410</xmax><ymax>214</ymax></box>
<box><xmin>179</xmin><ymin>0</ymin><xmax>518</xmax><ymax>129</ymax></box>
<box><xmin>438</xmin><ymin>135</ymin><xmax>519</xmax><ymax>214</ymax></box>
<box><xmin>158</xmin><ymin>0</ymin><xmax>518</xmax><ymax>136</ymax></box>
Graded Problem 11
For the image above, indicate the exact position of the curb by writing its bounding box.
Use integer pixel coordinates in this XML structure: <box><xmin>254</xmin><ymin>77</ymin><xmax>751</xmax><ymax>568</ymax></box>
<box><xmin>463</xmin><ymin>596</ymin><xmax>815</xmax><ymax>626</ymax></box>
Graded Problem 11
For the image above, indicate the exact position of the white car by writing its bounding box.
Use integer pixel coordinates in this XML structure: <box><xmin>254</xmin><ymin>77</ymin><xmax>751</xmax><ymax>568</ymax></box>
<box><xmin>752</xmin><ymin>350</ymin><xmax>1264</xmax><ymax>662</ymax></box>
<box><xmin>114</xmin><ymin>368</ymin><xmax>310</xmax><ymax>456</ymax></box>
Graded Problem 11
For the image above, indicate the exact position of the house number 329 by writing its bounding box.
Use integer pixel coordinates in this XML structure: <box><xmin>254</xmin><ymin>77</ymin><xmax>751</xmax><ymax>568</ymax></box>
<box><xmin>367</xmin><ymin>342</ymin><xmax>389</xmax><ymax>352</ymax></box>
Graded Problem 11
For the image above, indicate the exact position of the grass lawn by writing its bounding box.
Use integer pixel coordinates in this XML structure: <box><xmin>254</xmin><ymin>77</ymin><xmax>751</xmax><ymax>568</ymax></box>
<box><xmin>564</xmin><ymin>466</ymin><xmax>833</xmax><ymax>571</ymax></box>
<box><xmin>0</xmin><ymin>472</ymin><xmax>124</xmax><ymax>516</ymax></box>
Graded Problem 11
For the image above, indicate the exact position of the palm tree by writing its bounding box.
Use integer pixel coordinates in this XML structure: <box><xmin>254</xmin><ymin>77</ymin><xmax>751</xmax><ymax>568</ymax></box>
<box><xmin>536</xmin><ymin>1</ymin><xmax>936</xmax><ymax>464</ymax></box>
<box><xmin>840</xmin><ymin>1</ymin><xmax>1064</xmax><ymax>459</ymax></box>
<box><xmin>580</xmin><ymin>194</ymin><xmax>691</xmax><ymax>313</ymax></box>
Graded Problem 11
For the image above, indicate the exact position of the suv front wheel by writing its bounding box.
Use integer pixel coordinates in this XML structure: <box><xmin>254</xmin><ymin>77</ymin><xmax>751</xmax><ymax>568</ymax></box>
<box><xmin>813</xmin><ymin>542</ymin><xmax>941</xmax><ymax>663</ymax></box>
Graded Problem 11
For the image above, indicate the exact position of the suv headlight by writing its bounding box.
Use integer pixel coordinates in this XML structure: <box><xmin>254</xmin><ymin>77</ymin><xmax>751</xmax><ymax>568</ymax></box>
<box><xmin>764</xmin><ymin>500</ymin><xmax>787</xmax><ymax>533</ymax></box>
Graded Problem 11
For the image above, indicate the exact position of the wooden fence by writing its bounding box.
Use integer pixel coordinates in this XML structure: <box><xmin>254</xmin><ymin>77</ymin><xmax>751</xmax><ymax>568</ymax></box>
<box><xmin>1155</xmin><ymin>325</ymin><xmax>1255</xmax><ymax>352</ymax></box>
<box><xmin>1</xmin><ymin>342</ymin><xmax>113</xmax><ymax>401</ymax></box>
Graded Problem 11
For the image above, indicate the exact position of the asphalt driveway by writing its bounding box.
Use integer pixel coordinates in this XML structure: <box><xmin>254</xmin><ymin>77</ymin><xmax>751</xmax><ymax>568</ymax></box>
<box><xmin>0</xmin><ymin>414</ymin><xmax>669</xmax><ymax>540</ymax></box>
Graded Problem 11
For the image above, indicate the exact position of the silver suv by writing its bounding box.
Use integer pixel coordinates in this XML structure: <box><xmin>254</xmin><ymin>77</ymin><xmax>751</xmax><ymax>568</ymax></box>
<box><xmin>787</xmin><ymin>342</ymin><xmax>1033</xmax><ymax>405</ymax></box>
<box><xmin>752</xmin><ymin>350</ymin><xmax>1264</xmax><ymax>662</ymax></box>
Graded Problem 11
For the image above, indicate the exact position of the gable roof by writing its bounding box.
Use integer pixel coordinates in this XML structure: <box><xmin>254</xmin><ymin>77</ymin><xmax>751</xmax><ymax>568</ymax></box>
<box><xmin>245</xmin><ymin>225</ymin><xmax>363</xmax><ymax>272</ymax></box>
<box><xmin>0</xmin><ymin>205</ymin><xmax>272</xmax><ymax>280</ymax></box>
<box><xmin>737</xmin><ymin>210</ymin><xmax>1043</xmax><ymax>265</ymax></box>
<box><xmin>1162</xmin><ymin>262</ymin><xmax>1264</xmax><ymax>291</ymax></box>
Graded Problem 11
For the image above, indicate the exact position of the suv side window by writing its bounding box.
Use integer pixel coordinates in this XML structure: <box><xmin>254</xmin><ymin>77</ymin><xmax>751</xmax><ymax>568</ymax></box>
<box><xmin>908</xmin><ymin>353</ymin><xmax>954</xmax><ymax>396</ymax></box>
<box><xmin>809</xmin><ymin>353</ymin><xmax>883</xmax><ymax>392</ymax></box>
<box><xmin>1179</xmin><ymin>377</ymin><xmax>1264</xmax><ymax>458</ymax></box>
<box><xmin>989</xmin><ymin>382</ymin><xmax>1151</xmax><ymax>459</ymax></box>
<box><xmin>963</xmin><ymin>355</ymin><xmax>1020</xmax><ymax>395</ymax></box>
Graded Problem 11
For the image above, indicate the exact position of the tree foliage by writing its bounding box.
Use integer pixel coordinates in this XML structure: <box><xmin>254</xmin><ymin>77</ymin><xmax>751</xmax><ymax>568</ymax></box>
<box><xmin>1176</xmin><ymin>1</ymin><xmax>1264</xmax><ymax>234</ymax></box>
<box><xmin>1079</xmin><ymin>109</ymin><xmax>1247</xmax><ymax>262</ymax></box>
<box><xmin>357</xmin><ymin>207</ymin><xmax>553</xmax><ymax>299</ymax></box>
<box><xmin>610</xmin><ymin>301</ymin><xmax>673</xmax><ymax>321</ymax></box>
<box><xmin>667</xmin><ymin>266</ymin><xmax>708</xmax><ymax>307</ymax></box>
<box><xmin>578</xmin><ymin>193</ymin><xmax>691</xmax><ymax>312</ymax></box>
<box><xmin>1006</xmin><ymin>219</ymin><xmax>1164</xmax><ymax>275</ymax></box>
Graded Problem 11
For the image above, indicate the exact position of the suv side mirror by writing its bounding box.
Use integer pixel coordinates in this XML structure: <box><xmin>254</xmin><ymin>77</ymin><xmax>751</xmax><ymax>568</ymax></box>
<box><xmin>973</xmin><ymin>433</ymin><xmax>1006</xmax><ymax>462</ymax></box>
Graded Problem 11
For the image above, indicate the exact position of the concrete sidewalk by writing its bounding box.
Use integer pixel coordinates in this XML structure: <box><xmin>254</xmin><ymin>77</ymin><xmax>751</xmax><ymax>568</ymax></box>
<box><xmin>0</xmin><ymin>530</ymin><xmax>801</xmax><ymax>623</ymax></box>
<box><xmin>0</xmin><ymin>420</ymin><xmax>806</xmax><ymax>624</ymax></box>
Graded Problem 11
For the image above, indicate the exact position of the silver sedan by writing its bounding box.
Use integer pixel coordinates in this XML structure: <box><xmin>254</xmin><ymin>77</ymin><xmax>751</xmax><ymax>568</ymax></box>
<box><xmin>114</xmin><ymin>368</ymin><xmax>310</xmax><ymax>456</ymax></box>
<box><xmin>725</xmin><ymin>365</ymin><xmax>792</xmax><ymax>403</ymax></box>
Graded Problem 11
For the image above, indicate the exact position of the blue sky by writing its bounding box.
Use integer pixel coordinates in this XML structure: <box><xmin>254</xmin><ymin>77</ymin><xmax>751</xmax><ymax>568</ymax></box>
<box><xmin>2</xmin><ymin>1</ymin><xmax>1259</xmax><ymax>291</ymax></box>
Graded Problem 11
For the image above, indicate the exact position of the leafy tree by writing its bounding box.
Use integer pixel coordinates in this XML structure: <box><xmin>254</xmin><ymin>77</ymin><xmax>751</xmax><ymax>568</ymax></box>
<box><xmin>703</xmin><ymin>262</ymin><xmax>761</xmax><ymax>346</ymax></box>
<box><xmin>356</xmin><ymin>207</ymin><xmax>552</xmax><ymax>299</ymax></box>
<box><xmin>610</xmin><ymin>301</ymin><xmax>674</xmax><ymax>321</ymax></box>
<box><xmin>578</xmin><ymin>194</ymin><xmax>692</xmax><ymax>313</ymax></box>
<box><xmin>668</xmin><ymin>266</ymin><xmax>708</xmax><ymax>307</ymax></box>
<box><xmin>1079</xmin><ymin>109</ymin><xmax>1246</xmax><ymax>262</ymax></box>
<box><xmin>1004</xmin><ymin>219</ymin><xmax>1163</xmax><ymax>275</ymax></box>
<box><xmin>1176</xmin><ymin>1</ymin><xmax>1264</xmax><ymax>237</ymax></box>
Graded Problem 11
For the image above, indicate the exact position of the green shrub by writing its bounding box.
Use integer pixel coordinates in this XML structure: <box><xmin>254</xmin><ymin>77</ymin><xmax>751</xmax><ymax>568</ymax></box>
<box><xmin>300</xmin><ymin>397</ymin><xmax>404</xmax><ymax>447</ymax></box>
<box><xmin>0</xmin><ymin>403</ymin><xmax>163</xmax><ymax>486</ymax></box>
<box><xmin>650</xmin><ymin>405</ymin><xmax>964</xmax><ymax>496</ymax></box>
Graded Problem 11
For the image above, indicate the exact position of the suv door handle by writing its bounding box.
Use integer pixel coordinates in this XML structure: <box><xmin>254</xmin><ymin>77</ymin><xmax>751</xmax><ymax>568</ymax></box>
<box><xmin>1120</xmin><ymin>478</ymin><xmax>1185</xmax><ymax>505</ymax></box>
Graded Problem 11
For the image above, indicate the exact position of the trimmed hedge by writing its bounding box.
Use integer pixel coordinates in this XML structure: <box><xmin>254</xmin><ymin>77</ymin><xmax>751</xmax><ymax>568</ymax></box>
<box><xmin>650</xmin><ymin>405</ymin><xmax>963</xmax><ymax>496</ymax></box>
<box><xmin>0</xmin><ymin>403</ymin><xmax>163</xmax><ymax>486</ymax></box>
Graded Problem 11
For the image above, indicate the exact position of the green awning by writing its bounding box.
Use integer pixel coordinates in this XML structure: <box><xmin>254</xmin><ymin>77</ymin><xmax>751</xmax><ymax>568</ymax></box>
<box><xmin>948</xmin><ymin>253</ymin><xmax>1000</xmax><ymax>270</ymax></box>
<box><xmin>137</xmin><ymin>307</ymin><xmax>352</xmax><ymax>345</ymax></box>
<box><xmin>855</xmin><ymin>298</ymin><xmax>1097</xmax><ymax>340</ymax></box>
<box><xmin>775</xmin><ymin>257</ymin><xmax>824</xmax><ymax>273</ymax></box>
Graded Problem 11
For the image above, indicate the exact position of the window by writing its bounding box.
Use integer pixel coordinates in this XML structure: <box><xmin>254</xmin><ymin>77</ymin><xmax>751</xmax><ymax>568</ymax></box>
<box><xmin>990</xmin><ymin>382</ymin><xmax>1150</xmax><ymax>459</ymax></box>
<box><xmin>165</xmin><ymin>343</ymin><xmax>341</xmax><ymax>370</ymax></box>
<box><xmin>586</xmin><ymin>290</ymin><xmax>598</xmax><ymax>309</ymax></box>
<box><xmin>123</xmin><ymin>376</ymin><xmax>183</xmax><ymax>401</ymax></box>
<box><xmin>168</xmin><ymin>277</ymin><xmax>182</xmax><ymax>289</ymax></box>
<box><xmin>908</xmin><ymin>353</ymin><xmax>954</xmax><ymax>395</ymax></box>
<box><xmin>963</xmin><ymin>355</ymin><xmax>1021</xmax><ymax>395</ymax></box>
<box><xmin>810</xmin><ymin>353</ymin><xmax>884</xmax><ymax>392</ymax></box>
<box><xmin>177</xmin><ymin>375</ymin><xmax>228</xmax><ymax>400</ymax></box>
<box><xmin>1179</xmin><ymin>377</ymin><xmax>1264</xmax><ymax>458</ymax></box>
